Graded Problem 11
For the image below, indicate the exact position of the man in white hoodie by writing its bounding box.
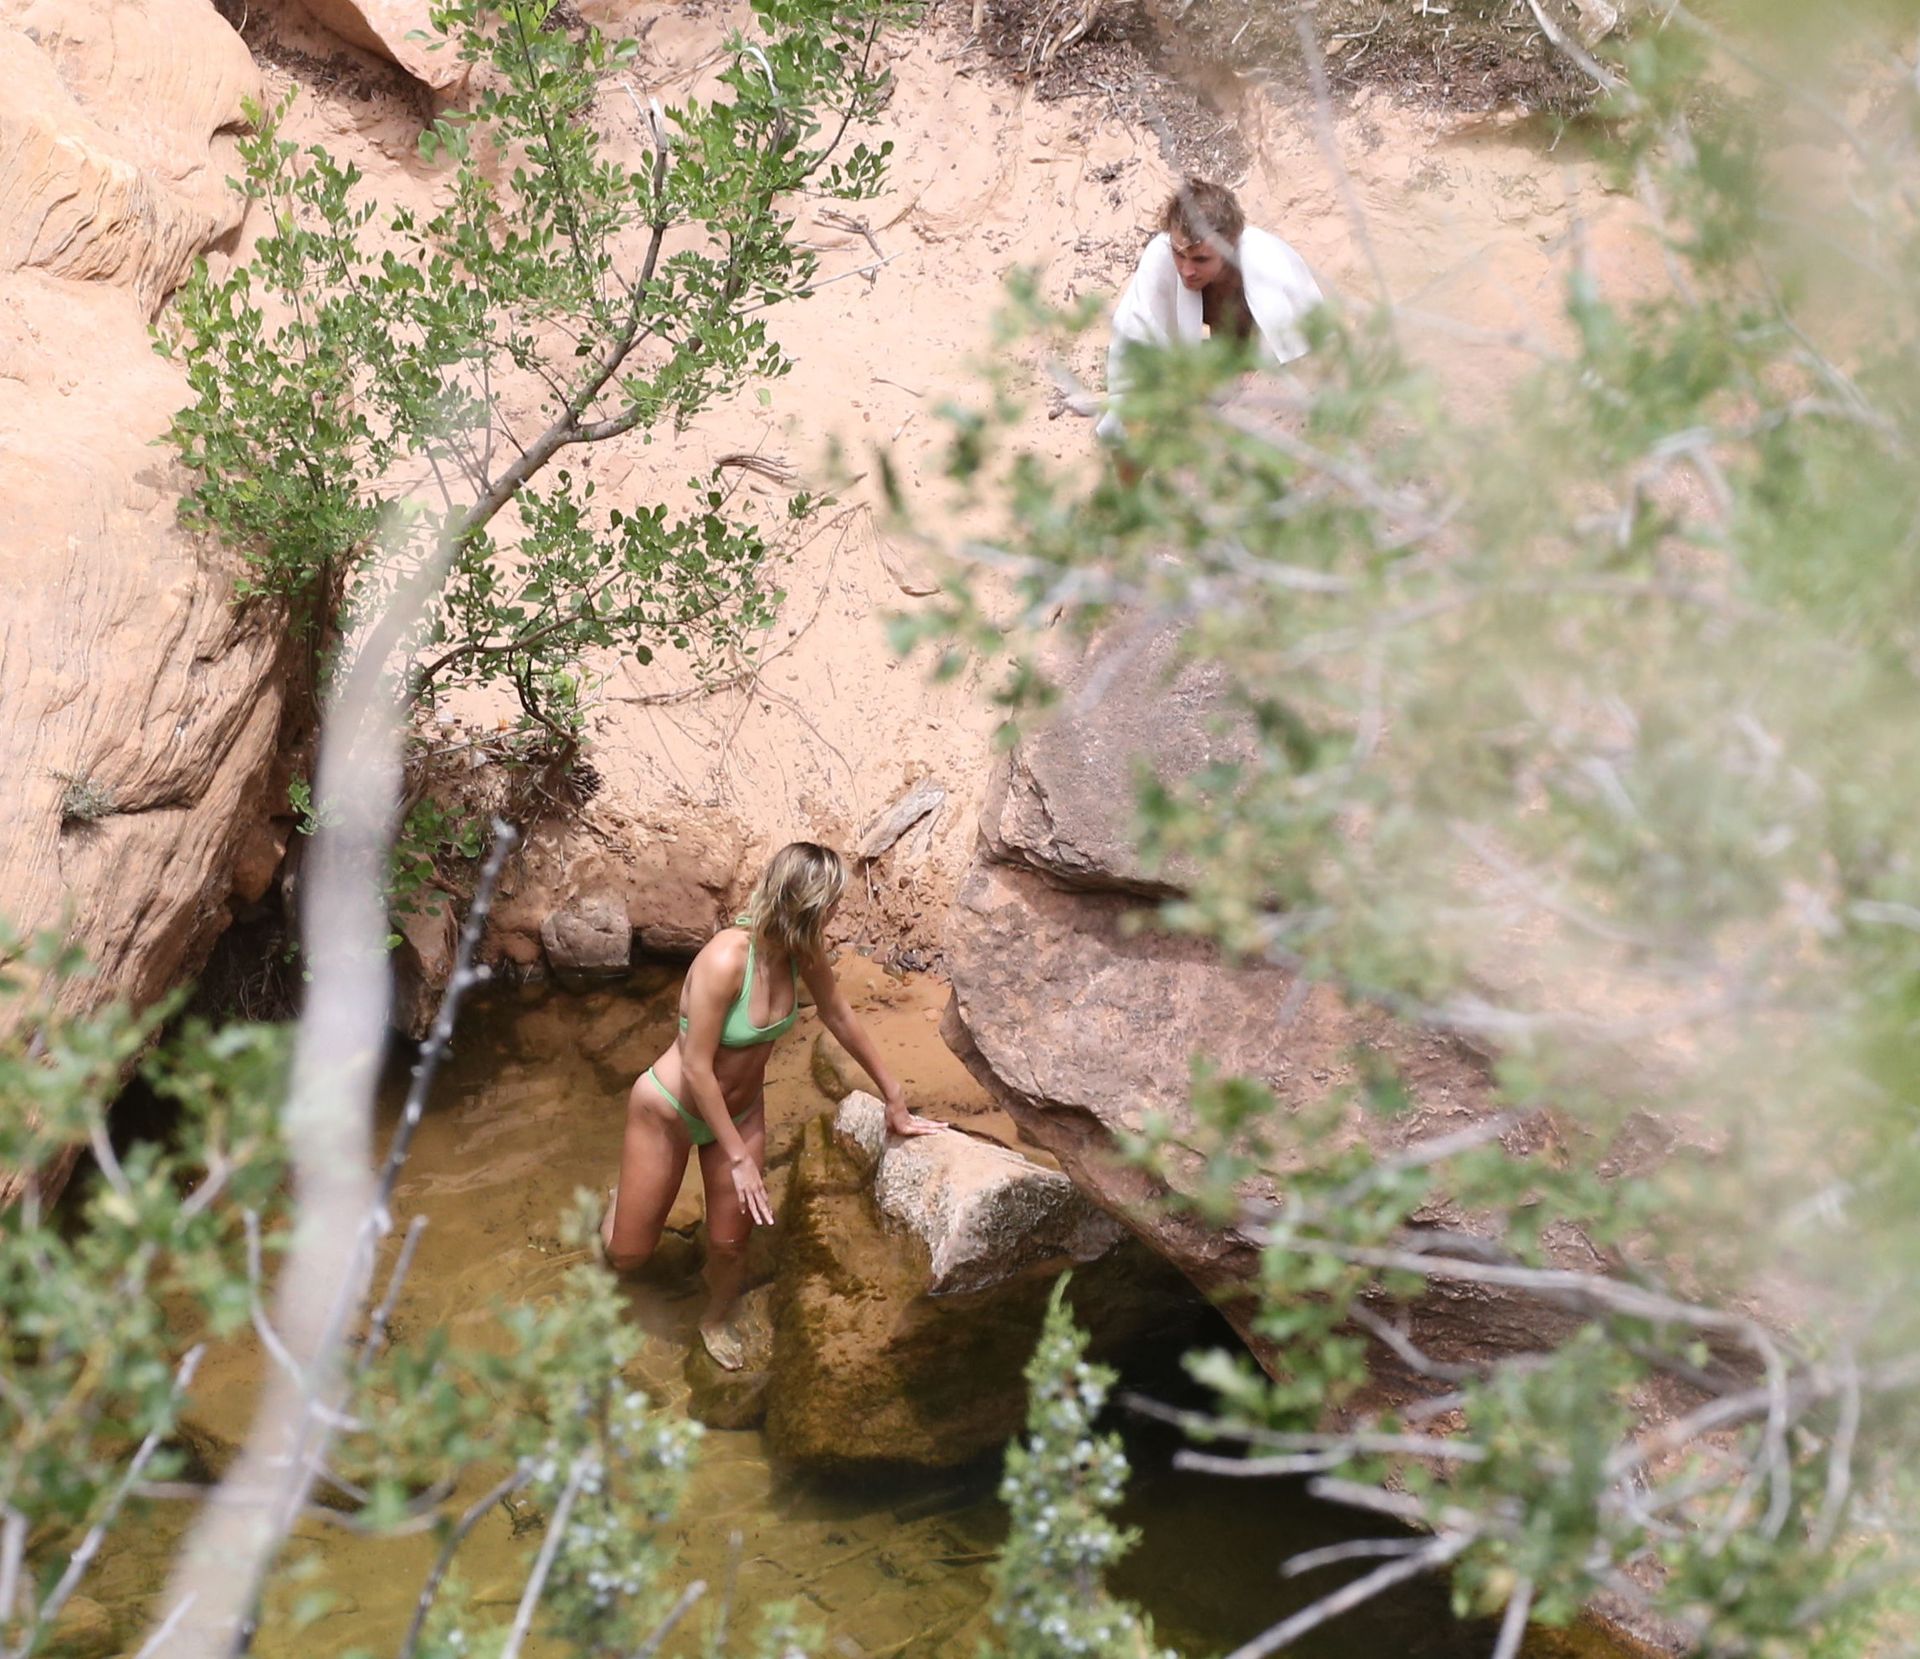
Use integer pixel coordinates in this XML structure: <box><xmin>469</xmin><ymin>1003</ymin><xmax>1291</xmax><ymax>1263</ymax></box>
<box><xmin>1096</xmin><ymin>177</ymin><xmax>1324</xmax><ymax>448</ymax></box>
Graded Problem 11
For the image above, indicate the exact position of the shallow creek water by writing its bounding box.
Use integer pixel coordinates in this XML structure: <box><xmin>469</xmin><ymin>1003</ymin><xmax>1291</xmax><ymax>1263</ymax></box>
<box><xmin>96</xmin><ymin>960</ymin><xmax>1529</xmax><ymax>1657</ymax></box>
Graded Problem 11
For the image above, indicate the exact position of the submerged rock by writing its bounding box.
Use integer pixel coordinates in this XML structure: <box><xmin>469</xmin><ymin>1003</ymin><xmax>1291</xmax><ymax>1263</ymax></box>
<box><xmin>684</xmin><ymin>1285</ymin><xmax>776</xmax><ymax>1431</ymax></box>
<box><xmin>762</xmin><ymin>1100</ymin><xmax>1196</xmax><ymax>1472</ymax></box>
<box><xmin>809</xmin><ymin>1028</ymin><xmax>859</xmax><ymax>1102</ymax></box>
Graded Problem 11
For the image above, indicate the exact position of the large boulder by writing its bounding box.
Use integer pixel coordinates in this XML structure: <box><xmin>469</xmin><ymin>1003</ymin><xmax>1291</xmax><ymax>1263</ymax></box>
<box><xmin>0</xmin><ymin>0</ymin><xmax>259</xmax><ymax>311</ymax></box>
<box><xmin>0</xmin><ymin>1</ymin><xmax>289</xmax><ymax>1205</ymax></box>
<box><xmin>832</xmin><ymin>1092</ymin><xmax>1121</xmax><ymax>1294</ymax></box>
<box><xmin>762</xmin><ymin>1097</ymin><xmax>1198</xmax><ymax>1471</ymax></box>
<box><xmin>943</xmin><ymin>628</ymin><xmax>1581</xmax><ymax>1398</ymax></box>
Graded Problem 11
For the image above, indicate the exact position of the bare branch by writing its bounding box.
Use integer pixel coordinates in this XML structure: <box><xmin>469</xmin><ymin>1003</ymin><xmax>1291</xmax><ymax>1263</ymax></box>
<box><xmin>0</xmin><ymin>1509</ymin><xmax>25</xmax><ymax>1634</ymax></box>
<box><xmin>1307</xmin><ymin>1478</ymin><xmax>1438</xmax><ymax>1526</ymax></box>
<box><xmin>1349</xmin><ymin>1305</ymin><xmax>1486</xmax><ymax>1385</ymax></box>
<box><xmin>392</xmin><ymin>1461</ymin><xmax>534</xmax><ymax>1659</ymax></box>
<box><xmin>87</xmin><ymin>1119</ymin><xmax>133</xmax><ymax>1201</ymax></box>
<box><xmin>37</xmin><ymin>1347</ymin><xmax>205</xmax><ymax>1638</ymax></box>
<box><xmin>356</xmin><ymin>1213</ymin><xmax>427</xmax><ymax>1378</ymax></box>
<box><xmin>1810</xmin><ymin>1350</ymin><xmax>1863</xmax><ymax>1551</ymax></box>
<box><xmin>627</xmin><ymin>1579</ymin><xmax>708</xmax><ymax>1659</ymax></box>
<box><xmin>1268</xmin><ymin>1235</ymin><xmax>1768</xmax><ymax>1340</ymax></box>
<box><xmin>132</xmin><ymin>1597</ymin><xmax>200</xmax><ymax>1659</ymax></box>
<box><xmin>1281</xmin><ymin>1536</ymin><xmax>1434</xmax><ymax>1578</ymax></box>
<box><xmin>500</xmin><ymin>1460</ymin><xmax>588</xmax><ymax>1659</ymax></box>
<box><xmin>1291</xmin><ymin>11</ymin><xmax>1394</xmax><ymax>313</ymax></box>
<box><xmin>1525</xmin><ymin>0</ymin><xmax>1627</xmax><ymax>94</ymax></box>
<box><xmin>1491</xmin><ymin>1576</ymin><xmax>1535</xmax><ymax>1659</ymax></box>
<box><xmin>1176</xmin><ymin>1436</ymin><xmax>1486</xmax><ymax>1478</ymax></box>
<box><xmin>1226</xmin><ymin>1533</ymin><xmax>1472</xmax><ymax>1659</ymax></box>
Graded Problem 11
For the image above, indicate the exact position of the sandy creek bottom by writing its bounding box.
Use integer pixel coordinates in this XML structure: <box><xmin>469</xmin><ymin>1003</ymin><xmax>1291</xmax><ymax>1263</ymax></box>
<box><xmin>94</xmin><ymin>960</ymin><xmax>1530</xmax><ymax>1658</ymax></box>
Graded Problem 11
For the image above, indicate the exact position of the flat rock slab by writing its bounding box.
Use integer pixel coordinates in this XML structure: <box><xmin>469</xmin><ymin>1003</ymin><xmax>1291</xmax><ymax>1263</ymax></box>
<box><xmin>832</xmin><ymin>1092</ymin><xmax>1121</xmax><ymax>1295</ymax></box>
<box><xmin>942</xmin><ymin>858</ymin><xmax>1568</xmax><ymax>1389</ymax></box>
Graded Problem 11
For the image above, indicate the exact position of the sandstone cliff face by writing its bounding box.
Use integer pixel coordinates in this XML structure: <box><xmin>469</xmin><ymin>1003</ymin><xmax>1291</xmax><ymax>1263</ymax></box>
<box><xmin>0</xmin><ymin>0</ymin><xmax>289</xmax><ymax>1191</ymax></box>
<box><xmin>0</xmin><ymin>0</ymin><xmax>258</xmax><ymax>309</ymax></box>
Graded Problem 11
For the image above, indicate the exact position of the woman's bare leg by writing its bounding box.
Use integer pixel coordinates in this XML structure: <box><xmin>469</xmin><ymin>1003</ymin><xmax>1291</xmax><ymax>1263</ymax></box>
<box><xmin>601</xmin><ymin>1074</ymin><xmax>692</xmax><ymax>1272</ymax></box>
<box><xmin>694</xmin><ymin>1100</ymin><xmax>766</xmax><ymax>1368</ymax></box>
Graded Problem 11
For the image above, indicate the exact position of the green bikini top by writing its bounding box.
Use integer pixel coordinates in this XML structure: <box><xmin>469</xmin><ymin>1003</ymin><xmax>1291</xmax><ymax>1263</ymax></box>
<box><xmin>679</xmin><ymin>920</ymin><xmax>800</xmax><ymax>1049</ymax></box>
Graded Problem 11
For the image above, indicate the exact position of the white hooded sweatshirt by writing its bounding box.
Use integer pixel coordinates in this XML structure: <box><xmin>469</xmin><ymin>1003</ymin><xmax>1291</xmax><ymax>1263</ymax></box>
<box><xmin>1096</xmin><ymin>227</ymin><xmax>1325</xmax><ymax>442</ymax></box>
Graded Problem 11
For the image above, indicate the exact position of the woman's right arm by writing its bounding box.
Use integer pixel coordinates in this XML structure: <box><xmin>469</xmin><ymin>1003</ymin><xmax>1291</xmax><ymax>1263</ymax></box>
<box><xmin>679</xmin><ymin>943</ymin><xmax>776</xmax><ymax>1225</ymax></box>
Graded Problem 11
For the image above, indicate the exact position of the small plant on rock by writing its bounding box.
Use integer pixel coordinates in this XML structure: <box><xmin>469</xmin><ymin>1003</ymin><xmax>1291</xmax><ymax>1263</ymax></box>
<box><xmin>52</xmin><ymin>771</ymin><xmax>117</xmax><ymax>828</ymax></box>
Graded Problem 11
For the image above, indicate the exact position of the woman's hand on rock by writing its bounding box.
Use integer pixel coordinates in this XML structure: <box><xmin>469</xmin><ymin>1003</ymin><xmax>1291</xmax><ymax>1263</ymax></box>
<box><xmin>884</xmin><ymin>1100</ymin><xmax>950</xmax><ymax>1138</ymax></box>
<box><xmin>729</xmin><ymin>1153</ymin><xmax>776</xmax><ymax>1226</ymax></box>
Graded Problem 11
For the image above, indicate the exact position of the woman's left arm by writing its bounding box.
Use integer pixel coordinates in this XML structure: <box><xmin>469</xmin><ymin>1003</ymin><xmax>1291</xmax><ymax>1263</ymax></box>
<box><xmin>800</xmin><ymin>954</ymin><xmax>948</xmax><ymax>1138</ymax></box>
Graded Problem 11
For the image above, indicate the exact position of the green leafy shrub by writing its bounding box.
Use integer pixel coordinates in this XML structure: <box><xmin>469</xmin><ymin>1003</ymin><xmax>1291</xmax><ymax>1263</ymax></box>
<box><xmin>158</xmin><ymin>0</ymin><xmax>906</xmax><ymax>762</ymax></box>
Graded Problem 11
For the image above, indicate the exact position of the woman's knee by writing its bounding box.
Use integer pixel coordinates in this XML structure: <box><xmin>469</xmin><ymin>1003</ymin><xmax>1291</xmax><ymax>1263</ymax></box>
<box><xmin>705</xmin><ymin>1227</ymin><xmax>749</xmax><ymax>1263</ymax></box>
<box><xmin>604</xmin><ymin>1241</ymin><xmax>655</xmax><ymax>1274</ymax></box>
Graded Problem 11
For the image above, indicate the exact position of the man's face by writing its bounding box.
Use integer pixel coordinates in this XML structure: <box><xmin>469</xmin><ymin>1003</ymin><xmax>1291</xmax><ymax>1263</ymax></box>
<box><xmin>1171</xmin><ymin>234</ymin><xmax>1231</xmax><ymax>291</ymax></box>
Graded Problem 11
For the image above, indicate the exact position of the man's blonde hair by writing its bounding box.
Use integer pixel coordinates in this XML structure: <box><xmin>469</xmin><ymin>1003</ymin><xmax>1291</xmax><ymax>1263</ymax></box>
<box><xmin>1161</xmin><ymin>177</ymin><xmax>1245</xmax><ymax>250</ymax></box>
<box><xmin>743</xmin><ymin>842</ymin><xmax>847</xmax><ymax>963</ymax></box>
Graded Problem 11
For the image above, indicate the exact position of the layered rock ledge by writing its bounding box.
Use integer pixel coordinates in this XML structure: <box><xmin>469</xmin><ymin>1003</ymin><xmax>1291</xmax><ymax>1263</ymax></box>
<box><xmin>940</xmin><ymin>628</ymin><xmax>1570</xmax><ymax>1389</ymax></box>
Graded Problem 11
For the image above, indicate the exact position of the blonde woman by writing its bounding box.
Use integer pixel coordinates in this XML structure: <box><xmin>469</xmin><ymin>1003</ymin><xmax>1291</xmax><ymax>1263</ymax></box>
<box><xmin>601</xmin><ymin>841</ymin><xmax>945</xmax><ymax>1366</ymax></box>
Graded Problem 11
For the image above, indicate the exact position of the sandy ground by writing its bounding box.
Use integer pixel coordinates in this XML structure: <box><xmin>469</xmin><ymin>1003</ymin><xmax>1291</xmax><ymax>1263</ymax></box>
<box><xmin>235</xmin><ymin>0</ymin><xmax>1669</xmax><ymax>959</ymax></box>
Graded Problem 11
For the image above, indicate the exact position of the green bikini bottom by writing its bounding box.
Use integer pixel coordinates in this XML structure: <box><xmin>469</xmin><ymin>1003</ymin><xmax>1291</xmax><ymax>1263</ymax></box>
<box><xmin>645</xmin><ymin>1066</ymin><xmax>753</xmax><ymax>1148</ymax></box>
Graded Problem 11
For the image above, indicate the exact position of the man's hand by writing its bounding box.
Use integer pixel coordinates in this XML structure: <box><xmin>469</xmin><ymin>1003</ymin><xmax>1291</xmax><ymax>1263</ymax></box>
<box><xmin>729</xmin><ymin>1153</ymin><xmax>777</xmax><ymax>1226</ymax></box>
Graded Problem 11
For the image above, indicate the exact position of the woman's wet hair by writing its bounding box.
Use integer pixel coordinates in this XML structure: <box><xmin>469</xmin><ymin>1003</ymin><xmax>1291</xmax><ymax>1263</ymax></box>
<box><xmin>744</xmin><ymin>842</ymin><xmax>847</xmax><ymax>962</ymax></box>
<box><xmin>1160</xmin><ymin>177</ymin><xmax>1245</xmax><ymax>250</ymax></box>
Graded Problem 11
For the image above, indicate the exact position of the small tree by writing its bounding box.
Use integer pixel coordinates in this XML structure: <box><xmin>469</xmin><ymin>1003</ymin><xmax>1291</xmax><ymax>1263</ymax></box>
<box><xmin>160</xmin><ymin>0</ymin><xmax>902</xmax><ymax>764</ymax></box>
<box><xmin>917</xmin><ymin>1</ymin><xmax>1920</xmax><ymax>1651</ymax></box>
<box><xmin>986</xmin><ymin>1282</ymin><xmax>1167</xmax><ymax>1659</ymax></box>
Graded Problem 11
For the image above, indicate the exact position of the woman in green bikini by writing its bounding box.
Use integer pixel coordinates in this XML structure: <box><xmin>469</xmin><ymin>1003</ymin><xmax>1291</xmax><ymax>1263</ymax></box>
<box><xmin>600</xmin><ymin>841</ymin><xmax>945</xmax><ymax>1366</ymax></box>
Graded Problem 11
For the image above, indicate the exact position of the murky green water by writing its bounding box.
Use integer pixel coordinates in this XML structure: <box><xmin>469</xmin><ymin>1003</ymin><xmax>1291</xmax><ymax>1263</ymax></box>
<box><xmin>94</xmin><ymin>967</ymin><xmax>1530</xmax><ymax>1656</ymax></box>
